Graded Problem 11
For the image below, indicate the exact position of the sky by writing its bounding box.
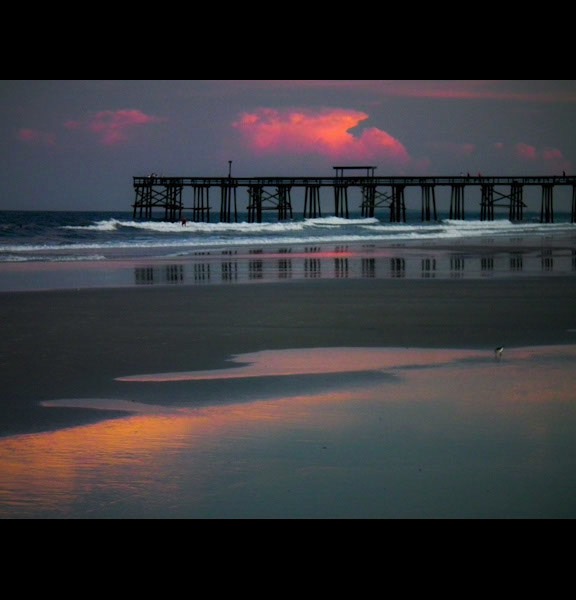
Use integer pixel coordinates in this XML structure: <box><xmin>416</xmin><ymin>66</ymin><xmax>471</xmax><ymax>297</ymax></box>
<box><xmin>1</xmin><ymin>80</ymin><xmax>576</xmax><ymax>211</ymax></box>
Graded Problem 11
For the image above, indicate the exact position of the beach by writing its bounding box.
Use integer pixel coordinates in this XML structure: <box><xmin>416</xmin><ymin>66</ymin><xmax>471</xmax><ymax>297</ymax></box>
<box><xmin>1</xmin><ymin>256</ymin><xmax>576</xmax><ymax>518</ymax></box>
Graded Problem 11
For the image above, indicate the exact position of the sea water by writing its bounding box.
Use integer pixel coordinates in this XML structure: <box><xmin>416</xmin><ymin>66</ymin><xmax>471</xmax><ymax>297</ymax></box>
<box><xmin>0</xmin><ymin>210</ymin><xmax>575</xmax><ymax>291</ymax></box>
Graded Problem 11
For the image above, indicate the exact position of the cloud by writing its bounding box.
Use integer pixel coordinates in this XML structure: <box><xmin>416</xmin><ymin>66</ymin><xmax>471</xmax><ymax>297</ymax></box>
<box><xmin>17</xmin><ymin>128</ymin><xmax>56</xmax><ymax>146</ymax></box>
<box><xmin>516</xmin><ymin>143</ymin><xmax>538</xmax><ymax>160</ymax></box>
<box><xmin>66</xmin><ymin>109</ymin><xmax>166</xmax><ymax>146</ymax></box>
<box><xmin>214</xmin><ymin>80</ymin><xmax>576</xmax><ymax>103</ymax></box>
<box><xmin>535</xmin><ymin>146</ymin><xmax>571</xmax><ymax>173</ymax></box>
<box><xmin>233</xmin><ymin>108</ymin><xmax>411</xmax><ymax>165</ymax></box>
<box><xmin>498</xmin><ymin>142</ymin><xmax>571</xmax><ymax>173</ymax></box>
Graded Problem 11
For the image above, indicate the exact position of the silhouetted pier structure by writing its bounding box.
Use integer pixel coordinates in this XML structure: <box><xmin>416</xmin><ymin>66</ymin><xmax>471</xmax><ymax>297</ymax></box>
<box><xmin>133</xmin><ymin>170</ymin><xmax>576</xmax><ymax>224</ymax></box>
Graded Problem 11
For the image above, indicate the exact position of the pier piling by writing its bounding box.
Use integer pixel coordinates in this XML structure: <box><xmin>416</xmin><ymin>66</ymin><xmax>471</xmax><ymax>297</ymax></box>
<box><xmin>541</xmin><ymin>184</ymin><xmax>555</xmax><ymax>223</ymax></box>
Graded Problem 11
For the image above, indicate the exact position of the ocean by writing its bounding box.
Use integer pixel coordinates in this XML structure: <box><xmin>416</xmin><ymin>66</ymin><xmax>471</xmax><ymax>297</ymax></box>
<box><xmin>1</xmin><ymin>210</ymin><xmax>575</xmax><ymax>291</ymax></box>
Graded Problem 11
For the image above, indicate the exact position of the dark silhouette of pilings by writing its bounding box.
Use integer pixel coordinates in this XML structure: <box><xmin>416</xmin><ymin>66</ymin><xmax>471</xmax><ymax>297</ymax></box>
<box><xmin>192</xmin><ymin>185</ymin><xmax>210</xmax><ymax>222</ymax></box>
<box><xmin>133</xmin><ymin>175</ymin><xmax>576</xmax><ymax>223</ymax></box>
<box><xmin>541</xmin><ymin>184</ymin><xmax>554</xmax><ymax>223</ymax></box>
<box><xmin>334</xmin><ymin>183</ymin><xmax>349</xmax><ymax>218</ymax></box>
<box><xmin>220</xmin><ymin>182</ymin><xmax>238</xmax><ymax>223</ymax></box>
<box><xmin>361</xmin><ymin>184</ymin><xmax>406</xmax><ymax>221</ymax></box>
<box><xmin>509</xmin><ymin>183</ymin><xmax>525</xmax><ymax>221</ymax></box>
<box><xmin>278</xmin><ymin>185</ymin><xmax>293</xmax><ymax>221</ymax></box>
<box><xmin>390</xmin><ymin>185</ymin><xmax>406</xmax><ymax>223</ymax></box>
<box><xmin>361</xmin><ymin>185</ymin><xmax>377</xmax><ymax>218</ymax></box>
<box><xmin>480</xmin><ymin>182</ymin><xmax>525</xmax><ymax>221</ymax></box>
<box><xmin>132</xmin><ymin>177</ymin><xmax>184</xmax><ymax>221</ymax></box>
<box><xmin>133</xmin><ymin>183</ymin><xmax>153</xmax><ymax>220</ymax></box>
<box><xmin>480</xmin><ymin>184</ymin><xmax>494</xmax><ymax>221</ymax></box>
<box><xmin>247</xmin><ymin>185</ymin><xmax>294</xmax><ymax>222</ymax></box>
<box><xmin>247</xmin><ymin>185</ymin><xmax>263</xmax><ymax>223</ymax></box>
<box><xmin>164</xmin><ymin>181</ymin><xmax>184</xmax><ymax>222</ymax></box>
<box><xmin>421</xmin><ymin>185</ymin><xmax>437</xmax><ymax>221</ymax></box>
<box><xmin>450</xmin><ymin>184</ymin><xmax>465</xmax><ymax>220</ymax></box>
<box><xmin>304</xmin><ymin>185</ymin><xmax>322</xmax><ymax>218</ymax></box>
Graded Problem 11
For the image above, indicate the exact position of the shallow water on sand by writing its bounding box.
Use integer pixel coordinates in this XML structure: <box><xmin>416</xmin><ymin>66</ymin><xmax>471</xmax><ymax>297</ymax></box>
<box><xmin>1</xmin><ymin>345</ymin><xmax>575</xmax><ymax>519</ymax></box>
<box><xmin>0</xmin><ymin>242</ymin><xmax>575</xmax><ymax>292</ymax></box>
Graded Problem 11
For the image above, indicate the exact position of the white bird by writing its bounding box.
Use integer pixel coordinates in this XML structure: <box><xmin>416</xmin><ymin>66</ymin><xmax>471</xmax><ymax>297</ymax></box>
<box><xmin>495</xmin><ymin>346</ymin><xmax>504</xmax><ymax>360</ymax></box>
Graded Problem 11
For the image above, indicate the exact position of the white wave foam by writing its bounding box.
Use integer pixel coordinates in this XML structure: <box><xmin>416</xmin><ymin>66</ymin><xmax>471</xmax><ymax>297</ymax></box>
<box><xmin>0</xmin><ymin>254</ymin><xmax>107</xmax><ymax>263</ymax></box>
<box><xmin>64</xmin><ymin>216</ymin><xmax>381</xmax><ymax>235</ymax></box>
<box><xmin>62</xmin><ymin>219</ymin><xmax>122</xmax><ymax>232</ymax></box>
<box><xmin>304</xmin><ymin>217</ymin><xmax>380</xmax><ymax>226</ymax></box>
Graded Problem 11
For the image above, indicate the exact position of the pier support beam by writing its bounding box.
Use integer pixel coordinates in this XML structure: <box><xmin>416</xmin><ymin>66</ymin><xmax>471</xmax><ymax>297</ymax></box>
<box><xmin>163</xmin><ymin>182</ymin><xmax>184</xmax><ymax>222</ymax></box>
<box><xmin>540</xmin><ymin>184</ymin><xmax>554</xmax><ymax>223</ymax></box>
<box><xmin>304</xmin><ymin>185</ymin><xmax>322</xmax><ymax>218</ymax></box>
<box><xmin>277</xmin><ymin>185</ymin><xmax>293</xmax><ymax>221</ymax></box>
<box><xmin>421</xmin><ymin>185</ymin><xmax>437</xmax><ymax>221</ymax></box>
<box><xmin>509</xmin><ymin>183</ymin><xmax>525</xmax><ymax>221</ymax></box>
<box><xmin>480</xmin><ymin>184</ymin><xmax>494</xmax><ymax>221</ymax></box>
<box><xmin>247</xmin><ymin>185</ymin><xmax>264</xmax><ymax>223</ymax></box>
<box><xmin>572</xmin><ymin>186</ymin><xmax>576</xmax><ymax>224</ymax></box>
<box><xmin>390</xmin><ymin>185</ymin><xmax>406</xmax><ymax>223</ymax></box>
<box><xmin>247</xmin><ymin>185</ymin><xmax>294</xmax><ymax>222</ymax></box>
<box><xmin>192</xmin><ymin>185</ymin><xmax>210</xmax><ymax>222</ymax></box>
<box><xmin>450</xmin><ymin>184</ymin><xmax>465</xmax><ymax>220</ymax></box>
<box><xmin>133</xmin><ymin>178</ymin><xmax>183</xmax><ymax>221</ymax></box>
<box><xmin>334</xmin><ymin>184</ymin><xmax>349</xmax><ymax>218</ymax></box>
<box><xmin>133</xmin><ymin>182</ymin><xmax>153</xmax><ymax>220</ymax></box>
<box><xmin>220</xmin><ymin>182</ymin><xmax>238</xmax><ymax>223</ymax></box>
<box><xmin>361</xmin><ymin>185</ymin><xmax>376</xmax><ymax>218</ymax></box>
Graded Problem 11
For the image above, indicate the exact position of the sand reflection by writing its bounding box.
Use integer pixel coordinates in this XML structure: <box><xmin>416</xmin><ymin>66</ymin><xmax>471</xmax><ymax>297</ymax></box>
<box><xmin>1</xmin><ymin>345</ymin><xmax>575</xmax><ymax>518</ymax></box>
<box><xmin>0</xmin><ymin>388</ymin><xmax>368</xmax><ymax>519</ymax></box>
<box><xmin>115</xmin><ymin>347</ymin><xmax>486</xmax><ymax>382</ymax></box>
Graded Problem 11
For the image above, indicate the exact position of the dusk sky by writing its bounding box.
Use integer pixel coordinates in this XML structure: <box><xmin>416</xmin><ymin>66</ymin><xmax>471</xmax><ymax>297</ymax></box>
<box><xmin>2</xmin><ymin>80</ymin><xmax>576</xmax><ymax>211</ymax></box>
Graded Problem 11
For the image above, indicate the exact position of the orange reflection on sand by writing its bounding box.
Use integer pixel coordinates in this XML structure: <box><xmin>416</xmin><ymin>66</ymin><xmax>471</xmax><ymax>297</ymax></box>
<box><xmin>0</xmin><ymin>413</ymin><xmax>199</xmax><ymax>517</ymax></box>
<box><xmin>0</xmin><ymin>388</ymin><xmax>366</xmax><ymax>518</ymax></box>
<box><xmin>116</xmin><ymin>347</ymin><xmax>481</xmax><ymax>383</ymax></box>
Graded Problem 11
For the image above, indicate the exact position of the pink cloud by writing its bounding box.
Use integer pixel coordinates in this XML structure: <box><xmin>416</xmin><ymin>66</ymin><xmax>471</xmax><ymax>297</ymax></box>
<box><xmin>64</xmin><ymin>120</ymin><xmax>82</xmax><ymax>130</ymax></box>
<box><xmin>61</xmin><ymin>110</ymin><xmax>166</xmax><ymax>146</ymax></box>
<box><xmin>510</xmin><ymin>143</ymin><xmax>571</xmax><ymax>172</ymax></box>
<box><xmin>17</xmin><ymin>128</ymin><xmax>56</xmax><ymax>146</ymax></box>
<box><xmin>539</xmin><ymin>147</ymin><xmax>570</xmax><ymax>172</ymax></box>
<box><xmin>542</xmin><ymin>148</ymin><xmax>563</xmax><ymax>161</ymax></box>
<box><xmin>85</xmin><ymin>109</ymin><xmax>166</xmax><ymax>145</ymax></box>
<box><xmin>233</xmin><ymin>108</ymin><xmax>411</xmax><ymax>165</ymax></box>
<box><xmin>516</xmin><ymin>143</ymin><xmax>538</xmax><ymax>160</ymax></box>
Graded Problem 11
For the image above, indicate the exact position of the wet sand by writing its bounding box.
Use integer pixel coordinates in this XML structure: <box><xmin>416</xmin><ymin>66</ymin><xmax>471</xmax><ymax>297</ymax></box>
<box><xmin>2</xmin><ymin>263</ymin><xmax>576</xmax><ymax>519</ymax></box>
<box><xmin>1</xmin><ymin>275</ymin><xmax>576</xmax><ymax>438</ymax></box>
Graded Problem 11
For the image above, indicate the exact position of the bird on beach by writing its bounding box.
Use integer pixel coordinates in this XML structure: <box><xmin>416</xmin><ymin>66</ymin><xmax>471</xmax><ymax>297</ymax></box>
<box><xmin>495</xmin><ymin>346</ymin><xmax>504</xmax><ymax>360</ymax></box>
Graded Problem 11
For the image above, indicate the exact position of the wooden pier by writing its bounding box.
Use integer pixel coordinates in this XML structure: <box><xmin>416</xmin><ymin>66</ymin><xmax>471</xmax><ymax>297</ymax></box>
<box><xmin>132</xmin><ymin>169</ymin><xmax>576</xmax><ymax>224</ymax></box>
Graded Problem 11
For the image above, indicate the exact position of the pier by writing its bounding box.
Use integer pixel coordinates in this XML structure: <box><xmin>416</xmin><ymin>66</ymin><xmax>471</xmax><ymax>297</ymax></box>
<box><xmin>132</xmin><ymin>169</ymin><xmax>576</xmax><ymax>224</ymax></box>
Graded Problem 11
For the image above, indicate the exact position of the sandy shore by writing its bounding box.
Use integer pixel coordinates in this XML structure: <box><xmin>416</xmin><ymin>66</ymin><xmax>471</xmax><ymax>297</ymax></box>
<box><xmin>1</xmin><ymin>275</ymin><xmax>576</xmax><ymax>438</ymax></box>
